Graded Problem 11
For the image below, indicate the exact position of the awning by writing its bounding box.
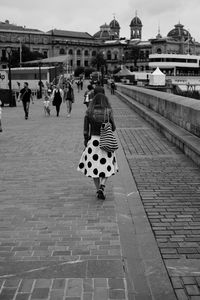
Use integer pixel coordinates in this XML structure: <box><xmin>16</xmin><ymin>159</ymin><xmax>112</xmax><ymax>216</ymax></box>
<box><xmin>22</xmin><ymin>55</ymin><xmax>68</xmax><ymax>65</ymax></box>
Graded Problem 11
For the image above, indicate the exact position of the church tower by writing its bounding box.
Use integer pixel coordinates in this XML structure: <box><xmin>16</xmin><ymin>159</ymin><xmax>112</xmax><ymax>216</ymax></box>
<box><xmin>130</xmin><ymin>11</ymin><xmax>142</xmax><ymax>39</ymax></box>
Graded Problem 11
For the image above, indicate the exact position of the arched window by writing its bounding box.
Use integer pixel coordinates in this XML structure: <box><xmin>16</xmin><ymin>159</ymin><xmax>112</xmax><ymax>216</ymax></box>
<box><xmin>92</xmin><ymin>50</ymin><xmax>96</xmax><ymax>57</ymax></box>
<box><xmin>113</xmin><ymin>52</ymin><xmax>118</xmax><ymax>60</ymax></box>
<box><xmin>59</xmin><ymin>48</ymin><xmax>66</xmax><ymax>55</ymax></box>
<box><xmin>84</xmin><ymin>50</ymin><xmax>89</xmax><ymax>56</ymax></box>
<box><xmin>69</xmin><ymin>49</ymin><xmax>73</xmax><ymax>55</ymax></box>
<box><xmin>77</xmin><ymin>49</ymin><xmax>81</xmax><ymax>56</ymax></box>
<box><xmin>157</xmin><ymin>48</ymin><xmax>162</xmax><ymax>54</ymax></box>
<box><xmin>107</xmin><ymin>50</ymin><xmax>111</xmax><ymax>60</ymax></box>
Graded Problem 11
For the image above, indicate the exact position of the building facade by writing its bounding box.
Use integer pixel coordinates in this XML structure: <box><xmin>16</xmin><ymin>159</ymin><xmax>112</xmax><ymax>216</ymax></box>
<box><xmin>1</xmin><ymin>16</ymin><xmax>200</xmax><ymax>73</ymax></box>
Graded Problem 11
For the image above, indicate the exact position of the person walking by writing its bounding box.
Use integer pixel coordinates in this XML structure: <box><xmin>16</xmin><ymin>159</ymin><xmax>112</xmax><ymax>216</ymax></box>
<box><xmin>94</xmin><ymin>81</ymin><xmax>105</xmax><ymax>96</ymax></box>
<box><xmin>52</xmin><ymin>85</ymin><xmax>64</xmax><ymax>117</ymax></box>
<box><xmin>83</xmin><ymin>84</ymin><xmax>94</xmax><ymax>108</ymax></box>
<box><xmin>18</xmin><ymin>82</ymin><xmax>33</xmax><ymax>119</ymax></box>
<box><xmin>63</xmin><ymin>81</ymin><xmax>74</xmax><ymax>117</ymax></box>
<box><xmin>110</xmin><ymin>80</ymin><xmax>116</xmax><ymax>95</ymax></box>
<box><xmin>77</xmin><ymin>93</ymin><xmax>118</xmax><ymax>200</ymax></box>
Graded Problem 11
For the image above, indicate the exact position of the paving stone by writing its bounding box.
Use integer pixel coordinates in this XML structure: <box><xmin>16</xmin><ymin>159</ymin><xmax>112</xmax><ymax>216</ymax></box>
<box><xmin>31</xmin><ymin>287</ymin><xmax>49</xmax><ymax>299</ymax></box>
<box><xmin>185</xmin><ymin>285</ymin><xmax>200</xmax><ymax>296</ymax></box>
<box><xmin>87</xmin><ymin>260</ymin><xmax>123</xmax><ymax>278</ymax></box>
<box><xmin>175</xmin><ymin>288</ymin><xmax>189</xmax><ymax>300</ymax></box>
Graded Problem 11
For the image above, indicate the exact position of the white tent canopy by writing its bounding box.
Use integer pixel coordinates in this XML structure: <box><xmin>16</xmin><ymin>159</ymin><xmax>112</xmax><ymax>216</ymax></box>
<box><xmin>149</xmin><ymin>67</ymin><xmax>166</xmax><ymax>86</ymax></box>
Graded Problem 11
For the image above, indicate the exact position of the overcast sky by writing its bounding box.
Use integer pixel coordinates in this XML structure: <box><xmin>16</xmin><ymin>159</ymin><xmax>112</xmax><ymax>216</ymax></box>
<box><xmin>1</xmin><ymin>0</ymin><xmax>200</xmax><ymax>41</ymax></box>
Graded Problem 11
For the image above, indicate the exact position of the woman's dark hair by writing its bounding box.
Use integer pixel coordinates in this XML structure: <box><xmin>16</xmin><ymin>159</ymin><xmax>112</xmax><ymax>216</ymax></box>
<box><xmin>87</xmin><ymin>84</ymin><xmax>93</xmax><ymax>91</ymax></box>
<box><xmin>87</xmin><ymin>93</ymin><xmax>112</xmax><ymax>117</ymax></box>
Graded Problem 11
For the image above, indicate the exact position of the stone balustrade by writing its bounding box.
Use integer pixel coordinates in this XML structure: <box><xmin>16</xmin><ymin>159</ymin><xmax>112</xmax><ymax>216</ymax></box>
<box><xmin>114</xmin><ymin>83</ymin><xmax>200</xmax><ymax>167</ymax></box>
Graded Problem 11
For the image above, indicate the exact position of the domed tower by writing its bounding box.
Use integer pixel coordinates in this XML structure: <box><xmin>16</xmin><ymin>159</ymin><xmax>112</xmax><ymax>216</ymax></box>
<box><xmin>130</xmin><ymin>11</ymin><xmax>142</xmax><ymax>39</ymax></box>
<box><xmin>167</xmin><ymin>22</ymin><xmax>191</xmax><ymax>41</ymax></box>
<box><xmin>109</xmin><ymin>16</ymin><xmax>120</xmax><ymax>38</ymax></box>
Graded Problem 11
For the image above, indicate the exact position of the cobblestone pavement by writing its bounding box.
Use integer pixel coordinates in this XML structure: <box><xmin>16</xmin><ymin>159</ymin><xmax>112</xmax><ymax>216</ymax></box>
<box><xmin>111</xmin><ymin>91</ymin><xmax>200</xmax><ymax>300</ymax></box>
<box><xmin>0</xmin><ymin>85</ymin><xmax>128</xmax><ymax>300</ymax></box>
<box><xmin>1</xmin><ymin>82</ymin><xmax>200</xmax><ymax>300</ymax></box>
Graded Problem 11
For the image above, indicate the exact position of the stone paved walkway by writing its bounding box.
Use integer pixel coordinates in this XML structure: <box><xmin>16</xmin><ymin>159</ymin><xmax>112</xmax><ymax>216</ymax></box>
<box><xmin>1</xmin><ymin>82</ymin><xmax>200</xmax><ymax>300</ymax></box>
<box><xmin>112</xmin><ymin>89</ymin><xmax>200</xmax><ymax>300</ymax></box>
<box><xmin>0</xmin><ymin>85</ymin><xmax>128</xmax><ymax>300</ymax></box>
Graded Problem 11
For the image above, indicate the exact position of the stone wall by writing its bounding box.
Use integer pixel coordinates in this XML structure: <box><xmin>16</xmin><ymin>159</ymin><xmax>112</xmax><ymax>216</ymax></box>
<box><xmin>116</xmin><ymin>84</ymin><xmax>200</xmax><ymax>138</ymax></box>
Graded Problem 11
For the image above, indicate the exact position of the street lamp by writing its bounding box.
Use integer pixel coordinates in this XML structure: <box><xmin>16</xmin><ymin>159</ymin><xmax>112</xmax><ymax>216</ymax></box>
<box><xmin>38</xmin><ymin>62</ymin><xmax>42</xmax><ymax>98</ymax></box>
<box><xmin>6</xmin><ymin>47</ymin><xmax>16</xmax><ymax>107</ymax></box>
<box><xmin>101</xmin><ymin>51</ymin><xmax>106</xmax><ymax>86</ymax></box>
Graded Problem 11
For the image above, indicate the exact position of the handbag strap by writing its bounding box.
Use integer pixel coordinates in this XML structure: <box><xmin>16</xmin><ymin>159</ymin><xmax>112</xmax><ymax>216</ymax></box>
<box><xmin>103</xmin><ymin>108</ymin><xmax>110</xmax><ymax>123</ymax></box>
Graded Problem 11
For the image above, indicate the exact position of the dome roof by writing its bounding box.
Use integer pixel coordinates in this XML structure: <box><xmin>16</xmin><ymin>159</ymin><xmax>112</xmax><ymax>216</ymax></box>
<box><xmin>110</xmin><ymin>18</ymin><xmax>120</xmax><ymax>29</ymax></box>
<box><xmin>130</xmin><ymin>15</ymin><xmax>142</xmax><ymax>27</ymax></box>
<box><xmin>93</xmin><ymin>30</ymin><xmax>118</xmax><ymax>40</ymax></box>
<box><xmin>167</xmin><ymin>23</ymin><xmax>191</xmax><ymax>41</ymax></box>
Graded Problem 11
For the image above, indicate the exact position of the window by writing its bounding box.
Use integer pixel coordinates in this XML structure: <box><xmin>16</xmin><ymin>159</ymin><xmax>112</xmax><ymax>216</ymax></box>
<box><xmin>156</xmin><ymin>48</ymin><xmax>162</xmax><ymax>54</ymax></box>
<box><xmin>77</xmin><ymin>60</ymin><xmax>81</xmax><ymax>66</ymax></box>
<box><xmin>92</xmin><ymin>50</ymin><xmax>96</xmax><ymax>57</ymax></box>
<box><xmin>1</xmin><ymin>49</ymin><xmax>6</xmax><ymax>60</ymax></box>
<box><xmin>69</xmin><ymin>49</ymin><xmax>73</xmax><ymax>55</ymax></box>
<box><xmin>43</xmin><ymin>51</ymin><xmax>48</xmax><ymax>58</ymax></box>
<box><xmin>107</xmin><ymin>51</ymin><xmax>111</xmax><ymax>60</ymax></box>
<box><xmin>84</xmin><ymin>50</ymin><xmax>89</xmax><ymax>56</ymax></box>
<box><xmin>84</xmin><ymin>60</ymin><xmax>88</xmax><ymax>67</ymax></box>
<box><xmin>77</xmin><ymin>49</ymin><xmax>81</xmax><ymax>56</ymax></box>
<box><xmin>114</xmin><ymin>53</ymin><xmax>118</xmax><ymax>60</ymax></box>
<box><xmin>59</xmin><ymin>48</ymin><xmax>66</xmax><ymax>55</ymax></box>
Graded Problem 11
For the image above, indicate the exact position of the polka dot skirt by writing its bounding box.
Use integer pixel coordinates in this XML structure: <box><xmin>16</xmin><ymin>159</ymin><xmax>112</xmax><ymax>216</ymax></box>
<box><xmin>77</xmin><ymin>135</ymin><xmax>119</xmax><ymax>178</ymax></box>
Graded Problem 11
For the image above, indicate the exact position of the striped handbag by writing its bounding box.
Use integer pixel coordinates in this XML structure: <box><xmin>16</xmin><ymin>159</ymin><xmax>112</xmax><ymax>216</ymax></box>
<box><xmin>99</xmin><ymin>109</ymin><xmax>118</xmax><ymax>153</ymax></box>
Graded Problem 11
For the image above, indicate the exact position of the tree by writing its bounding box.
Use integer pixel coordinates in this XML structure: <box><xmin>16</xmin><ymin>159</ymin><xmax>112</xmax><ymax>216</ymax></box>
<box><xmin>91</xmin><ymin>52</ymin><xmax>106</xmax><ymax>71</ymax></box>
<box><xmin>84</xmin><ymin>67</ymin><xmax>96</xmax><ymax>78</ymax></box>
<box><xmin>74</xmin><ymin>66</ymin><xmax>85</xmax><ymax>77</ymax></box>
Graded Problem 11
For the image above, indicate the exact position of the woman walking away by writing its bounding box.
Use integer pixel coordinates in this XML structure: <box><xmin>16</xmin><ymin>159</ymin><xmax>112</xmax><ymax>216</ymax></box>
<box><xmin>77</xmin><ymin>93</ymin><xmax>118</xmax><ymax>200</ymax></box>
<box><xmin>52</xmin><ymin>84</ymin><xmax>63</xmax><ymax>117</ymax></box>
<box><xmin>63</xmin><ymin>81</ymin><xmax>74</xmax><ymax>117</ymax></box>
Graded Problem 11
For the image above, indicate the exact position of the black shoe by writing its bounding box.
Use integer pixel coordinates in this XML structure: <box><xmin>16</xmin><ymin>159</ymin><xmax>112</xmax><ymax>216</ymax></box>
<box><xmin>97</xmin><ymin>185</ymin><xmax>106</xmax><ymax>200</ymax></box>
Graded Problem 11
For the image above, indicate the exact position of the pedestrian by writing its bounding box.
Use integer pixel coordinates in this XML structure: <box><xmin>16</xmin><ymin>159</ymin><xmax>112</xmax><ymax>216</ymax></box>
<box><xmin>52</xmin><ymin>84</ymin><xmax>64</xmax><ymax>117</ymax></box>
<box><xmin>77</xmin><ymin>93</ymin><xmax>118</xmax><ymax>200</ymax></box>
<box><xmin>83</xmin><ymin>84</ymin><xmax>94</xmax><ymax>107</ymax></box>
<box><xmin>0</xmin><ymin>99</ymin><xmax>2</xmax><ymax>132</ymax></box>
<box><xmin>80</xmin><ymin>78</ymin><xmax>83</xmax><ymax>90</ymax></box>
<box><xmin>94</xmin><ymin>81</ymin><xmax>105</xmax><ymax>96</ymax></box>
<box><xmin>110</xmin><ymin>80</ymin><xmax>116</xmax><ymax>95</ymax></box>
<box><xmin>76</xmin><ymin>80</ymin><xmax>80</xmax><ymax>92</ymax></box>
<box><xmin>18</xmin><ymin>82</ymin><xmax>33</xmax><ymax>119</ymax></box>
<box><xmin>43</xmin><ymin>95</ymin><xmax>51</xmax><ymax>116</ymax></box>
<box><xmin>63</xmin><ymin>81</ymin><xmax>74</xmax><ymax>117</ymax></box>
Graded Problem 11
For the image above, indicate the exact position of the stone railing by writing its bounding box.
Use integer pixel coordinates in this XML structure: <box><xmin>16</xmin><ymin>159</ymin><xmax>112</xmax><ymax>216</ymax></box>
<box><xmin>114</xmin><ymin>83</ymin><xmax>200</xmax><ymax>167</ymax></box>
<box><xmin>116</xmin><ymin>83</ymin><xmax>200</xmax><ymax>137</ymax></box>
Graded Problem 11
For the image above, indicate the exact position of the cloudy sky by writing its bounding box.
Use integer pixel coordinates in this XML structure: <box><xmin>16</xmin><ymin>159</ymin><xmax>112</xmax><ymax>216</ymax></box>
<box><xmin>1</xmin><ymin>0</ymin><xmax>200</xmax><ymax>41</ymax></box>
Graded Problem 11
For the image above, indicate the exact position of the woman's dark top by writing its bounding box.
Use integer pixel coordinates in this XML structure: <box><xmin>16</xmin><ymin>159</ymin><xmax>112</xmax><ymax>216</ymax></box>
<box><xmin>83</xmin><ymin>107</ymin><xmax>116</xmax><ymax>142</ymax></box>
<box><xmin>53</xmin><ymin>89</ymin><xmax>62</xmax><ymax>105</ymax></box>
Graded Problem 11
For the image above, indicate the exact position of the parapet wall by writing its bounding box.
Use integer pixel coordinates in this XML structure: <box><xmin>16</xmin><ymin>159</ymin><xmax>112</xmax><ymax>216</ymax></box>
<box><xmin>116</xmin><ymin>84</ymin><xmax>200</xmax><ymax>138</ymax></box>
<box><xmin>114</xmin><ymin>83</ymin><xmax>200</xmax><ymax>167</ymax></box>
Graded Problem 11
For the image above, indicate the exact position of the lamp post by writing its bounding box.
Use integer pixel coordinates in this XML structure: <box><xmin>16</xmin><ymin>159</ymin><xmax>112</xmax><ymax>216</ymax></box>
<box><xmin>101</xmin><ymin>51</ymin><xmax>106</xmax><ymax>86</ymax></box>
<box><xmin>18</xmin><ymin>37</ymin><xmax>22</xmax><ymax>67</ymax></box>
<box><xmin>6</xmin><ymin>47</ymin><xmax>16</xmax><ymax>107</ymax></box>
<box><xmin>38</xmin><ymin>62</ymin><xmax>42</xmax><ymax>98</ymax></box>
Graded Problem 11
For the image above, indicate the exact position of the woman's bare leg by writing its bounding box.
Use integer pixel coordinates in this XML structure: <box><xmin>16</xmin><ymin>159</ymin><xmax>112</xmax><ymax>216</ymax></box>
<box><xmin>100</xmin><ymin>177</ymin><xmax>108</xmax><ymax>188</ymax></box>
<box><xmin>93</xmin><ymin>178</ymin><xmax>100</xmax><ymax>191</ymax></box>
